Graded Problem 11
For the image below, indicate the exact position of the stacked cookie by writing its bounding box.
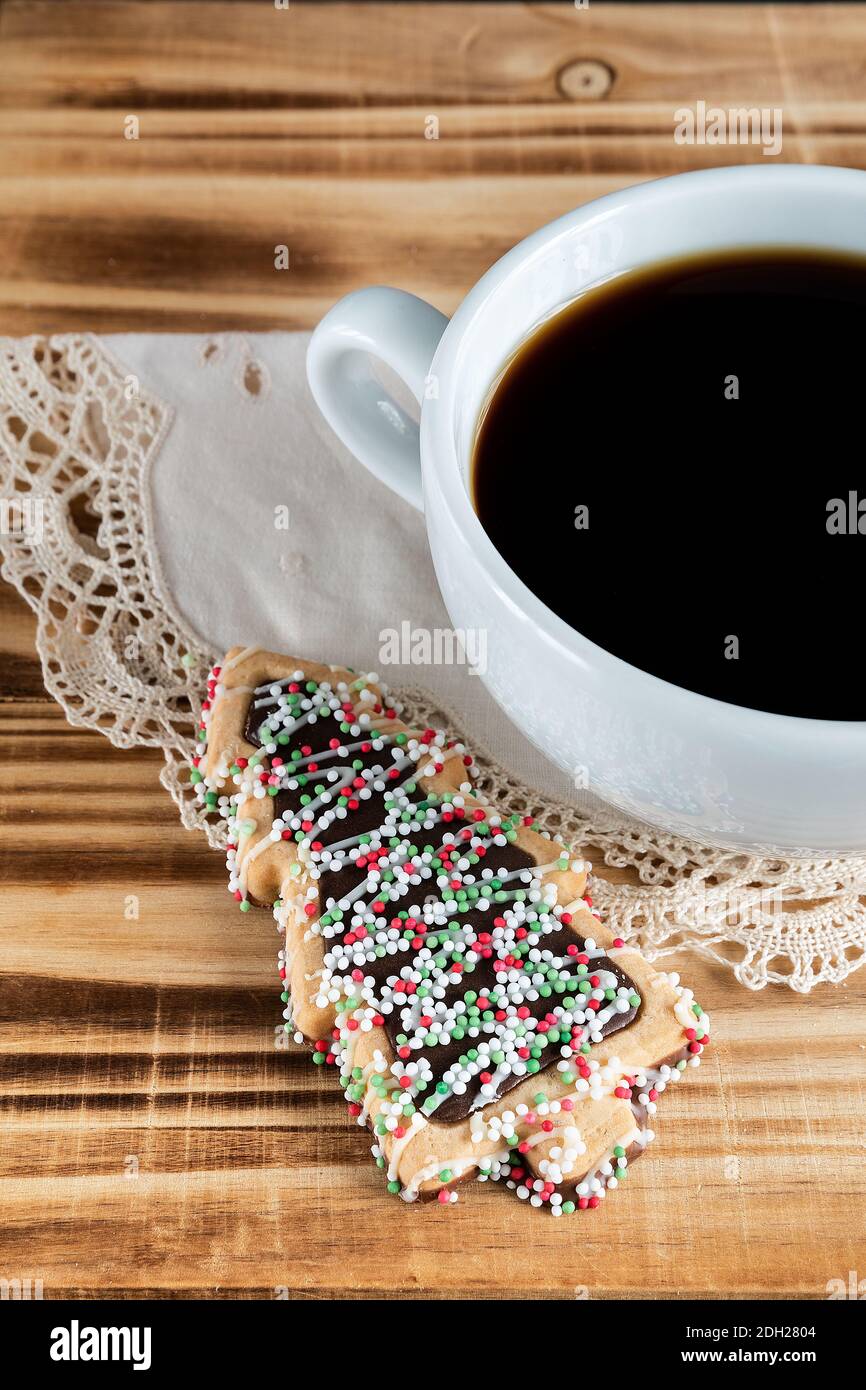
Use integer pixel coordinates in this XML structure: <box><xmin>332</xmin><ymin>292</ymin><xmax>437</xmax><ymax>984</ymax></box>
<box><xmin>191</xmin><ymin>645</ymin><xmax>710</xmax><ymax>1213</ymax></box>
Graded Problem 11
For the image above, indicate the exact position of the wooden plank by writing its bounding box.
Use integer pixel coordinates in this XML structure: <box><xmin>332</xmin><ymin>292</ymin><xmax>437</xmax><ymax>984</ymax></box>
<box><xmin>0</xmin><ymin>3</ymin><xmax>860</xmax><ymax>110</ymax></box>
<box><xmin>2</xmin><ymin>4</ymin><xmax>866</xmax><ymax>333</ymax></box>
<box><xmin>1</xmin><ymin>0</ymin><xmax>865</xmax><ymax>1300</ymax></box>
<box><xmin>0</xmin><ymin>585</ymin><xmax>45</xmax><ymax>699</ymax></box>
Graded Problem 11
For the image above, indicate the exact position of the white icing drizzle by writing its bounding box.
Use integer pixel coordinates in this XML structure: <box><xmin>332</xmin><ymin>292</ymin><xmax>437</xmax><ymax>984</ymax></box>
<box><xmin>235</xmin><ymin>823</ymin><xmax>277</xmax><ymax>893</ymax></box>
<box><xmin>222</xmin><ymin>644</ymin><xmax>263</xmax><ymax>672</ymax></box>
<box><xmin>400</xmin><ymin>1148</ymin><xmax>511</xmax><ymax>1202</ymax></box>
<box><xmin>385</xmin><ymin>1110</ymin><xmax>427</xmax><ymax>1183</ymax></box>
<box><xmin>521</xmin><ymin>1123</ymin><xmax>583</xmax><ymax>1154</ymax></box>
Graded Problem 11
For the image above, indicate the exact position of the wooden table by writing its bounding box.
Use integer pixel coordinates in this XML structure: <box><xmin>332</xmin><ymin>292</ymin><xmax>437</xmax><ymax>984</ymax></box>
<box><xmin>1</xmin><ymin>1</ymin><xmax>865</xmax><ymax>1300</ymax></box>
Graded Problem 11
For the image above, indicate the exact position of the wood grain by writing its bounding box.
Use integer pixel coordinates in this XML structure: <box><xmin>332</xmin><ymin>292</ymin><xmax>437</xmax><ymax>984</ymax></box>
<box><xmin>1</xmin><ymin>0</ymin><xmax>866</xmax><ymax>1300</ymax></box>
<box><xmin>2</xmin><ymin>3</ymin><xmax>866</xmax><ymax>332</ymax></box>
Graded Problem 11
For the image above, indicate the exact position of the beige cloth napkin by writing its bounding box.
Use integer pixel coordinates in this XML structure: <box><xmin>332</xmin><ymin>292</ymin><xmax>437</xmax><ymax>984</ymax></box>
<box><xmin>114</xmin><ymin>328</ymin><xmax>587</xmax><ymax>807</ymax></box>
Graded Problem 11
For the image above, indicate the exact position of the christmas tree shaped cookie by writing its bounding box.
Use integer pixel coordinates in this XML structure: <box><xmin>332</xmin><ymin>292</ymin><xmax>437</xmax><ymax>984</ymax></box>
<box><xmin>192</xmin><ymin>646</ymin><xmax>710</xmax><ymax>1212</ymax></box>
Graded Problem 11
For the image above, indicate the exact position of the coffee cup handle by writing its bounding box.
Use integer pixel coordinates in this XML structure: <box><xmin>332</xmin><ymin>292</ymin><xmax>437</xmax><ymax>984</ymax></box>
<box><xmin>306</xmin><ymin>286</ymin><xmax>449</xmax><ymax>513</ymax></box>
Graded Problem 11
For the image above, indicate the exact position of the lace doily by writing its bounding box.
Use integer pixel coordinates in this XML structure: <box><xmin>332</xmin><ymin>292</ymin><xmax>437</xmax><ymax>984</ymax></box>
<box><xmin>2</xmin><ymin>332</ymin><xmax>864</xmax><ymax>993</ymax></box>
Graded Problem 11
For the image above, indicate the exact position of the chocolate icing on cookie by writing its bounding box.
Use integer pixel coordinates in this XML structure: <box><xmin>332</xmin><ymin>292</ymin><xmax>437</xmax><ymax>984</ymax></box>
<box><xmin>330</xmin><ymin>914</ymin><xmax>640</xmax><ymax>1123</ymax></box>
<box><xmin>231</xmin><ymin>676</ymin><xmax>639</xmax><ymax>1122</ymax></box>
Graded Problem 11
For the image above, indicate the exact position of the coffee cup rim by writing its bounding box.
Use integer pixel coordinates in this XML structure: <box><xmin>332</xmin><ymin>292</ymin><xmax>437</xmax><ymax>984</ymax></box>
<box><xmin>422</xmin><ymin>164</ymin><xmax>866</xmax><ymax>739</ymax></box>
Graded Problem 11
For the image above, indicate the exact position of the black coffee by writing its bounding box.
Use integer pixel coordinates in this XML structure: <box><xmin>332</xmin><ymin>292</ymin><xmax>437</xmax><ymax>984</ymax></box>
<box><xmin>472</xmin><ymin>248</ymin><xmax>866</xmax><ymax>720</ymax></box>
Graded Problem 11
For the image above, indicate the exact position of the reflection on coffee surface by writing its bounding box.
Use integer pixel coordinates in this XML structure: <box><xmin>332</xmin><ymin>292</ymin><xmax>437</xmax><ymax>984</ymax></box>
<box><xmin>472</xmin><ymin>248</ymin><xmax>866</xmax><ymax>720</ymax></box>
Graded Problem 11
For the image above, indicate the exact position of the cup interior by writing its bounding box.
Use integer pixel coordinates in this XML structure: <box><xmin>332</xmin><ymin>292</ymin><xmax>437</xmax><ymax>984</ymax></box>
<box><xmin>444</xmin><ymin>166</ymin><xmax>866</xmax><ymax>502</ymax></box>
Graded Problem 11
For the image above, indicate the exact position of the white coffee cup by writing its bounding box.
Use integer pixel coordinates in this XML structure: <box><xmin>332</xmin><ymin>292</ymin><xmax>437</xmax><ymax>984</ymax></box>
<box><xmin>307</xmin><ymin>165</ymin><xmax>866</xmax><ymax>856</ymax></box>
